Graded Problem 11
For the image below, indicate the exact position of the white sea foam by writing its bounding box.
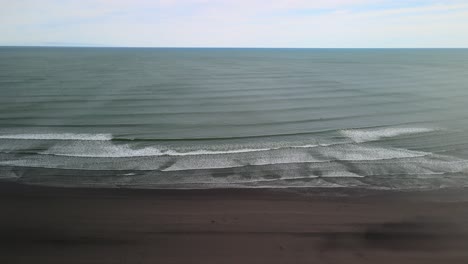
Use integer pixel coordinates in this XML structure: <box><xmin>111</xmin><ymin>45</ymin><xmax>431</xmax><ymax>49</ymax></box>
<box><xmin>44</xmin><ymin>143</ymin><xmax>164</xmax><ymax>157</ymax></box>
<box><xmin>165</xmin><ymin>147</ymin><xmax>272</xmax><ymax>156</ymax></box>
<box><xmin>42</xmin><ymin>141</ymin><xmax>323</xmax><ymax>158</ymax></box>
<box><xmin>162</xmin><ymin>151</ymin><xmax>320</xmax><ymax>171</ymax></box>
<box><xmin>341</xmin><ymin>127</ymin><xmax>435</xmax><ymax>143</ymax></box>
<box><xmin>43</xmin><ymin>144</ymin><xmax>273</xmax><ymax>158</ymax></box>
<box><xmin>0</xmin><ymin>133</ymin><xmax>113</xmax><ymax>141</ymax></box>
<box><xmin>41</xmin><ymin>139</ymin><xmax>429</xmax><ymax>164</ymax></box>
<box><xmin>319</xmin><ymin>144</ymin><xmax>429</xmax><ymax>161</ymax></box>
<box><xmin>162</xmin><ymin>145</ymin><xmax>431</xmax><ymax>171</ymax></box>
<box><xmin>5</xmin><ymin>127</ymin><xmax>468</xmax><ymax>190</ymax></box>
<box><xmin>3</xmin><ymin>148</ymin><xmax>468</xmax><ymax>190</ymax></box>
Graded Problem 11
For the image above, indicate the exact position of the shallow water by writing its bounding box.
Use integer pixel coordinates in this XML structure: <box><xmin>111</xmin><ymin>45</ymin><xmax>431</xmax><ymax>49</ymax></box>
<box><xmin>1</xmin><ymin>48</ymin><xmax>468</xmax><ymax>189</ymax></box>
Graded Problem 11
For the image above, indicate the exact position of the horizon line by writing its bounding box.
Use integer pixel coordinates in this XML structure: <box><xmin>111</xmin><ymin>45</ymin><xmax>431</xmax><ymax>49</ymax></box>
<box><xmin>1</xmin><ymin>45</ymin><xmax>468</xmax><ymax>49</ymax></box>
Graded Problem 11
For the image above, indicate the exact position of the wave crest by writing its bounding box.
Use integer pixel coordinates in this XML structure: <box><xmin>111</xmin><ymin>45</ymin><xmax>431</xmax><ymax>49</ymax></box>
<box><xmin>0</xmin><ymin>133</ymin><xmax>112</xmax><ymax>141</ymax></box>
<box><xmin>341</xmin><ymin>127</ymin><xmax>435</xmax><ymax>143</ymax></box>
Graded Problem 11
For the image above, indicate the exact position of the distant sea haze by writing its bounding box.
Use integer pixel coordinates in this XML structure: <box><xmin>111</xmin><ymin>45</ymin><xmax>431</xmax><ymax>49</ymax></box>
<box><xmin>1</xmin><ymin>48</ymin><xmax>468</xmax><ymax>189</ymax></box>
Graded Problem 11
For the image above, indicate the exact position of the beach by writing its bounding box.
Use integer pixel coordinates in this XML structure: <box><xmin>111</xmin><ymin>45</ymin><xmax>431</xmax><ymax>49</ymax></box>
<box><xmin>2</xmin><ymin>182</ymin><xmax>468</xmax><ymax>264</ymax></box>
<box><xmin>1</xmin><ymin>48</ymin><xmax>468</xmax><ymax>263</ymax></box>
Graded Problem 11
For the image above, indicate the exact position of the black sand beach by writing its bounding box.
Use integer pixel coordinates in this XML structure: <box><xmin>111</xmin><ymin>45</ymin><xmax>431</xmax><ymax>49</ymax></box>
<box><xmin>2</xmin><ymin>48</ymin><xmax>468</xmax><ymax>263</ymax></box>
<box><xmin>2</xmin><ymin>182</ymin><xmax>468</xmax><ymax>264</ymax></box>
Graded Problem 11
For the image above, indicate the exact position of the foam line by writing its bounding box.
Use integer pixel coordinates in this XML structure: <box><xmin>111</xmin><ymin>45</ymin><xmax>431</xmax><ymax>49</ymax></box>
<box><xmin>41</xmin><ymin>142</ymin><xmax>325</xmax><ymax>158</ymax></box>
<box><xmin>341</xmin><ymin>127</ymin><xmax>435</xmax><ymax>143</ymax></box>
<box><xmin>0</xmin><ymin>133</ymin><xmax>113</xmax><ymax>141</ymax></box>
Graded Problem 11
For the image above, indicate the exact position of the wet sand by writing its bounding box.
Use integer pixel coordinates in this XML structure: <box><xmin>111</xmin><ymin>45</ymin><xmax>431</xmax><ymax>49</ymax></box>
<box><xmin>1</xmin><ymin>182</ymin><xmax>468</xmax><ymax>264</ymax></box>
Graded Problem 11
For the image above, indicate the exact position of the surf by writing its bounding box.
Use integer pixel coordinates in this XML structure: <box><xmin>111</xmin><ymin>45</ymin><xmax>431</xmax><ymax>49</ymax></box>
<box><xmin>0</xmin><ymin>133</ymin><xmax>113</xmax><ymax>141</ymax></box>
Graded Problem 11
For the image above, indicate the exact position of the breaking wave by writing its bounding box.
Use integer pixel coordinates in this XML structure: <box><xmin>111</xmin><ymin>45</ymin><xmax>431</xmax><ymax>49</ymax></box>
<box><xmin>0</xmin><ymin>133</ymin><xmax>113</xmax><ymax>141</ymax></box>
<box><xmin>341</xmin><ymin>127</ymin><xmax>436</xmax><ymax>143</ymax></box>
<box><xmin>38</xmin><ymin>141</ymin><xmax>326</xmax><ymax>158</ymax></box>
<box><xmin>1</xmin><ymin>126</ymin><xmax>466</xmax><ymax>189</ymax></box>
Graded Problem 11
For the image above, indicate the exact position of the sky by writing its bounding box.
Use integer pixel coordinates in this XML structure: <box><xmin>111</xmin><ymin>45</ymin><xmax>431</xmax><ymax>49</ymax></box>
<box><xmin>1</xmin><ymin>0</ymin><xmax>468</xmax><ymax>48</ymax></box>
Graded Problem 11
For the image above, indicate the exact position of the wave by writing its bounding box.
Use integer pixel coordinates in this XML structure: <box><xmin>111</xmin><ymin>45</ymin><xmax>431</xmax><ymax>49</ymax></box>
<box><xmin>341</xmin><ymin>127</ymin><xmax>436</xmax><ymax>143</ymax></box>
<box><xmin>0</xmin><ymin>133</ymin><xmax>113</xmax><ymax>141</ymax></box>
<box><xmin>3</xmin><ymin>156</ymin><xmax>468</xmax><ymax>190</ymax></box>
<box><xmin>223</xmin><ymin>171</ymin><xmax>449</xmax><ymax>184</ymax></box>
<box><xmin>0</xmin><ymin>123</ymin><xmax>434</xmax><ymax>142</ymax></box>
<box><xmin>6</xmin><ymin>143</ymin><xmax>431</xmax><ymax>172</ymax></box>
<box><xmin>317</xmin><ymin>144</ymin><xmax>429</xmax><ymax>161</ymax></box>
<box><xmin>1</xmin><ymin>126</ymin><xmax>436</xmax><ymax>158</ymax></box>
<box><xmin>110</xmin><ymin>126</ymin><xmax>439</xmax><ymax>142</ymax></box>
<box><xmin>43</xmin><ymin>144</ymin><xmax>270</xmax><ymax>157</ymax></box>
<box><xmin>161</xmin><ymin>145</ymin><xmax>430</xmax><ymax>171</ymax></box>
<box><xmin>41</xmin><ymin>141</ymin><xmax>325</xmax><ymax>158</ymax></box>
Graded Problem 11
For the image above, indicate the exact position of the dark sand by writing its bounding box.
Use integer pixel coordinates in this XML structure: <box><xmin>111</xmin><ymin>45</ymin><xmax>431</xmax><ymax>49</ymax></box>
<box><xmin>1</xmin><ymin>182</ymin><xmax>468</xmax><ymax>264</ymax></box>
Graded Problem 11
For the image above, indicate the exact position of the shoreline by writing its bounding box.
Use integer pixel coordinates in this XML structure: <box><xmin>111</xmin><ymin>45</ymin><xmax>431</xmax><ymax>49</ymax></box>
<box><xmin>2</xmin><ymin>182</ymin><xmax>468</xmax><ymax>263</ymax></box>
<box><xmin>3</xmin><ymin>180</ymin><xmax>468</xmax><ymax>200</ymax></box>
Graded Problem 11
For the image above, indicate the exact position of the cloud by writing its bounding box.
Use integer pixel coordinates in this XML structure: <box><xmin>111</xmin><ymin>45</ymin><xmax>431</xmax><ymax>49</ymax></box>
<box><xmin>1</xmin><ymin>0</ymin><xmax>468</xmax><ymax>47</ymax></box>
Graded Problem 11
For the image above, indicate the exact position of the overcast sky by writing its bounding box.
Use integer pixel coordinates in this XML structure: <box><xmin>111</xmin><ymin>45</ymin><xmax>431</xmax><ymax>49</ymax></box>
<box><xmin>1</xmin><ymin>0</ymin><xmax>468</xmax><ymax>47</ymax></box>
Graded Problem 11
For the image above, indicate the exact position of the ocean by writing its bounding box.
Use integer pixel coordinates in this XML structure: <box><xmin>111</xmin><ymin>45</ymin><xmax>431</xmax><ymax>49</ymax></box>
<box><xmin>1</xmin><ymin>47</ymin><xmax>467</xmax><ymax>189</ymax></box>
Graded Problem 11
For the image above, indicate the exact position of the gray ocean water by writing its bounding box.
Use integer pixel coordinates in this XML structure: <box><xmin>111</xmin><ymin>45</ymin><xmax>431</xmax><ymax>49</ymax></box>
<box><xmin>1</xmin><ymin>47</ymin><xmax>468</xmax><ymax>189</ymax></box>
